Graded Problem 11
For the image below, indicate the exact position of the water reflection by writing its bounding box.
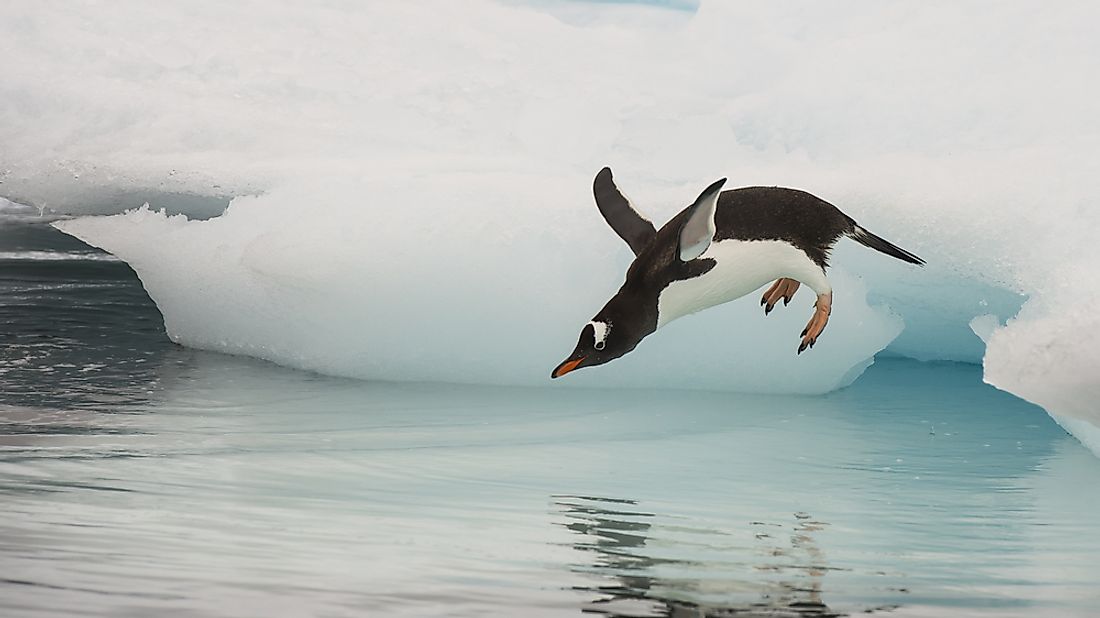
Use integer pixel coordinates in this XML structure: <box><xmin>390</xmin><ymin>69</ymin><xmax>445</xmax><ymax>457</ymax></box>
<box><xmin>557</xmin><ymin>495</ymin><xmax>903</xmax><ymax>617</ymax></box>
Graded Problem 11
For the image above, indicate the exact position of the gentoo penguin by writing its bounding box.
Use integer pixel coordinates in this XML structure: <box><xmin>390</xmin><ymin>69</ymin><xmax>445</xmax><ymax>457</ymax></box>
<box><xmin>551</xmin><ymin>167</ymin><xmax>924</xmax><ymax>379</ymax></box>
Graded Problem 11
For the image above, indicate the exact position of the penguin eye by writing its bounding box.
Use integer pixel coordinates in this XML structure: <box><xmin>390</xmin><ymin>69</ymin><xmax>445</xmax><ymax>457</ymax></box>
<box><xmin>588</xmin><ymin>320</ymin><xmax>610</xmax><ymax>351</ymax></box>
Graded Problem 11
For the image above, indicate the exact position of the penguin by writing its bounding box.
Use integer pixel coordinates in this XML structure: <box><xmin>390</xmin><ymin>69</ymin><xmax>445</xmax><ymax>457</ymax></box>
<box><xmin>551</xmin><ymin>167</ymin><xmax>924</xmax><ymax>379</ymax></box>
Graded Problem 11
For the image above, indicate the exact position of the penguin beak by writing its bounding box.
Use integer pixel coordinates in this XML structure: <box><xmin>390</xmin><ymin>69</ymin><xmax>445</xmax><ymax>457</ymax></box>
<box><xmin>551</xmin><ymin>356</ymin><xmax>586</xmax><ymax>379</ymax></box>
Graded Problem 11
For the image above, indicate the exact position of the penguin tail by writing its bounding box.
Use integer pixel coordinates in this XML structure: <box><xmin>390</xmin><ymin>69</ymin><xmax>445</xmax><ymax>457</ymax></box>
<box><xmin>848</xmin><ymin>225</ymin><xmax>925</xmax><ymax>265</ymax></box>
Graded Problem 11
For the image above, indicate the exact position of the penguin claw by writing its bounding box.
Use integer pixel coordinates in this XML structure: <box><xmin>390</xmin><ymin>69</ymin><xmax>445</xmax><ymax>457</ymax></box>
<box><xmin>797</xmin><ymin>336</ymin><xmax>817</xmax><ymax>353</ymax></box>
<box><xmin>762</xmin><ymin>278</ymin><xmax>801</xmax><ymax>317</ymax></box>
<box><xmin>797</xmin><ymin>292</ymin><xmax>832</xmax><ymax>355</ymax></box>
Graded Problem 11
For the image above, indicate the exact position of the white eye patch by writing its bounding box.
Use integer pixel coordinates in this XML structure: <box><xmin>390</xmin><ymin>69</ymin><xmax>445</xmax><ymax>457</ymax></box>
<box><xmin>589</xmin><ymin>320</ymin><xmax>610</xmax><ymax>350</ymax></box>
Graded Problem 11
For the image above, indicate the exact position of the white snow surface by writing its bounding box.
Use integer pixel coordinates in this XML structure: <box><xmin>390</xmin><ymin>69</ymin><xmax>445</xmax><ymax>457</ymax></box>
<box><xmin>2</xmin><ymin>1</ymin><xmax>1099</xmax><ymax>453</ymax></box>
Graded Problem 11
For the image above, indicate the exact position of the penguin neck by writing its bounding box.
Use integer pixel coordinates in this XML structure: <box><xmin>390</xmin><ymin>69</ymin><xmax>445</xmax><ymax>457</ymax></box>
<box><xmin>600</xmin><ymin>285</ymin><xmax>658</xmax><ymax>353</ymax></box>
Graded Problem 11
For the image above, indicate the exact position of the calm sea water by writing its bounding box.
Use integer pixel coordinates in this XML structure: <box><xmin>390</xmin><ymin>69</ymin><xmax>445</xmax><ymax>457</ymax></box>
<box><xmin>2</xmin><ymin>218</ymin><xmax>1099</xmax><ymax>617</ymax></box>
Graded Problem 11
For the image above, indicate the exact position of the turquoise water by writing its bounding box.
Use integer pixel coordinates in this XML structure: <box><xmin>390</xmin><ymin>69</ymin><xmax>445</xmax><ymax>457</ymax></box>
<box><xmin>2</xmin><ymin>222</ymin><xmax>1100</xmax><ymax>617</ymax></box>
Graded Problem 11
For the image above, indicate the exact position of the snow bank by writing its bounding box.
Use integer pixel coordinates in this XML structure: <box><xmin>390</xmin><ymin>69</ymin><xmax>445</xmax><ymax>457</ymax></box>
<box><xmin>3</xmin><ymin>1</ymin><xmax>1099</xmax><ymax>451</ymax></box>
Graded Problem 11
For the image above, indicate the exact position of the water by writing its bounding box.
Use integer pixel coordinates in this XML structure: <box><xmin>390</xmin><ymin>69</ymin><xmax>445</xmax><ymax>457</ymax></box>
<box><xmin>2</xmin><ymin>220</ymin><xmax>1099</xmax><ymax>617</ymax></box>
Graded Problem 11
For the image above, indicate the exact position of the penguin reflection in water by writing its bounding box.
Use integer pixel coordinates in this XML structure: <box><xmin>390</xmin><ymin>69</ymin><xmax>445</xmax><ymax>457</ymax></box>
<box><xmin>551</xmin><ymin>168</ymin><xmax>924</xmax><ymax>379</ymax></box>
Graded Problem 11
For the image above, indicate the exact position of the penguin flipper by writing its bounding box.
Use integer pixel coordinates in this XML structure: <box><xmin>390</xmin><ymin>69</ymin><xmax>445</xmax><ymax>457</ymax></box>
<box><xmin>678</xmin><ymin>178</ymin><xmax>726</xmax><ymax>261</ymax></box>
<box><xmin>593</xmin><ymin>167</ymin><xmax>656</xmax><ymax>257</ymax></box>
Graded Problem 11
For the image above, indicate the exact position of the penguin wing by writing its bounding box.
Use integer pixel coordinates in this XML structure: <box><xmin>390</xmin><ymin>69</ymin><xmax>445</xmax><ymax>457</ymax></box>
<box><xmin>593</xmin><ymin>167</ymin><xmax>656</xmax><ymax>256</ymax></box>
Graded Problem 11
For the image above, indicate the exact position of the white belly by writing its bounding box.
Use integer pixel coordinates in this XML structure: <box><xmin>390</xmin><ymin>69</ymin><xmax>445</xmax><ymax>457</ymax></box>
<box><xmin>656</xmin><ymin>239</ymin><xmax>829</xmax><ymax>328</ymax></box>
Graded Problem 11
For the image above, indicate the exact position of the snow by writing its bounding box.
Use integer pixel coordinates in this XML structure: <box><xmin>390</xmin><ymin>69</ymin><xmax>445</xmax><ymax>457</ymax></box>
<box><xmin>2</xmin><ymin>0</ymin><xmax>1098</xmax><ymax>453</ymax></box>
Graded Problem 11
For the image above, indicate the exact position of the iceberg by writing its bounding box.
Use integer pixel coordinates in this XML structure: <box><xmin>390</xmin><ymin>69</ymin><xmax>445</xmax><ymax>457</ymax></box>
<box><xmin>2</xmin><ymin>0</ymin><xmax>1097</xmax><ymax>454</ymax></box>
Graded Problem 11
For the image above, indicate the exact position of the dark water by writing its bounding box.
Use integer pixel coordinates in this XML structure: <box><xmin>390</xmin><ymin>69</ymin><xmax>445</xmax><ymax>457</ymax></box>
<box><xmin>2</xmin><ymin>219</ymin><xmax>1099</xmax><ymax>617</ymax></box>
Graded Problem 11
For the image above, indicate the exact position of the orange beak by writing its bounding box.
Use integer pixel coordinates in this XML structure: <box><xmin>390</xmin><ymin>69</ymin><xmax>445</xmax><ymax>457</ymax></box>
<box><xmin>551</xmin><ymin>356</ymin><xmax>586</xmax><ymax>379</ymax></box>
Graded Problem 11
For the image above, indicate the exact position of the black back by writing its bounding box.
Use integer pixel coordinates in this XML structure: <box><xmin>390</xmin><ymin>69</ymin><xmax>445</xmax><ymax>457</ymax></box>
<box><xmin>712</xmin><ymin>187</ymin><xmax>856</xmax><ymax>268</ymax></box>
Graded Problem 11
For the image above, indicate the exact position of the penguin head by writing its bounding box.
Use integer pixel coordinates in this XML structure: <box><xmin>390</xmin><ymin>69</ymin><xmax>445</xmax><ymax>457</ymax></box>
<box><xmin>551</xmin><ymin>319</ymin><xmax>619</xmax><ymax>378</ymax></box>
<box><xmin>551</xmin><ymin>294</ymin><xmax>651</xmax><ymax>379</ymax></box>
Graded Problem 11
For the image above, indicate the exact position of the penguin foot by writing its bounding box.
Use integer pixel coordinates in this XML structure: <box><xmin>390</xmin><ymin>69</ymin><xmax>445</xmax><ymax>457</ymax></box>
<box><xmin>760</xmin><ymin>278</ymin><xmax>801</xmax><ymax>315</ymax></box>
<box><xmin>798</xmin><ymin>292</ymin><xmax>832</xmax><ymax>353</ymax></box>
